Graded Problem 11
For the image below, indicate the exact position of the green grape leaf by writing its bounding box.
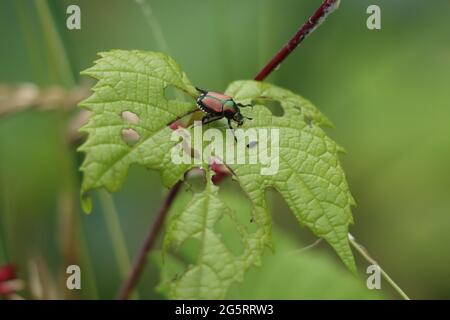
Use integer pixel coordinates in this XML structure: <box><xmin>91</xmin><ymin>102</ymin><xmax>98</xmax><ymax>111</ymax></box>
<box><xmin>79</xmin><ymin>51</ymin><xmax>357</xmax><ymax>298</ymax></box>
<box><xmin>224</xmin><ymin>80</ymin><xmax>356</xmax><ymax>273</ymax></box>
<box><xmin>78</xmin><ymin>50</ymin><xmax>197</xmax><ymax>212</ymax></box>
<box><xmin>163</xmin><ymin>173</ymin><xmax>269</xmax><ymax>299</ymax></box>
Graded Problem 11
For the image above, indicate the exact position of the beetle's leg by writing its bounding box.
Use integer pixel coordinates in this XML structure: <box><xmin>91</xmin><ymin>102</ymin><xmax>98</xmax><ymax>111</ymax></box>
<box><xmin>238</xmin><ymin>103</ymin><xmax>253</xmax><ymax>109</ymax></box>
<box><xmin>227</xmin><ymin>118</ymin><xmax>233</xmax><ymax>130</ymax></box>
<box><xmin>201</xmin><ymin>114</ymin><xmax>223</xmax><ymax>125</ymax></box>
<box><xmin>196</xmin><ymin>87</ymin><xmax>208</xmax><ymax>95</ymax></box>
<box><xmin>227</xmin><ymin>119</ymin><xmax>238</xmax><ymax>142</ymax></box>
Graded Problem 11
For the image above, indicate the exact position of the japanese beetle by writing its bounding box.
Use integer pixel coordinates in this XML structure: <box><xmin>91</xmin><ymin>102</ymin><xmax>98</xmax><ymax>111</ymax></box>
<box><xmin>195</xmin><ymin>87</ymin><xmax>252</xmax><ymax>131</ymax></box>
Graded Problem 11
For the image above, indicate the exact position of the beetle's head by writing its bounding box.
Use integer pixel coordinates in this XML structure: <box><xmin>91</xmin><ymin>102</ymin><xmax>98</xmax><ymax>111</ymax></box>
<box><xmin>233</xmin><ymin>112</ymin><xmax>245</xmax><ymax>126</ymax></box>
<box><xmin>234</xmin><ymin>112</ymin><xmax>253</xmax><ymax>126</ymax></box>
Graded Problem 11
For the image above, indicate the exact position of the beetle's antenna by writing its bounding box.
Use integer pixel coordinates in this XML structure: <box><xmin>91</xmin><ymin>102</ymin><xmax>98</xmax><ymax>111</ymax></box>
<box><xmin>195</xmin><ymin>87</ymin><xmax>208</xmax><ymax>94</ymax></box>
<box><xmin>238</xmin><ymin>103</ymin><xmax>253</xmax><ymax>109</ymax></box>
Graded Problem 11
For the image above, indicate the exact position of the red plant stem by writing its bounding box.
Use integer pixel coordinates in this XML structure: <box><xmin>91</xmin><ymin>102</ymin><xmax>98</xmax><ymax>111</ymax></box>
<box><xmin>255</xmin><ymin>0</ymin><xmax>340</xmax><ymax>81</ymax></box>
<box><xmin>117</xmin><ymin>0</ymin><xmax>340</xmax><ymax>300</ymax></box>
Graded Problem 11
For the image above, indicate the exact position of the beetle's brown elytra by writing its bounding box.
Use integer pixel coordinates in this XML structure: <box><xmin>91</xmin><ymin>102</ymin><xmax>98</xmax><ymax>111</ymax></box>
<box><xmin>195</xmin><ymin>87</ymin><xmax>253</xmax><ymax>132</ymax></box>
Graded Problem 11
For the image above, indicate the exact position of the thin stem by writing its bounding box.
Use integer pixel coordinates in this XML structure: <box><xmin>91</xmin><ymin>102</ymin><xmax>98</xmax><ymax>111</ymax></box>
<box><xmin>216</xmin><ymin>0</ymin><xmax>234</xmax><ymax>83</ymax></box>
<box><xmin>98</xmin><ymin>190</ymin><xmax>139</xmax><ymax>299</ymax></box>
<box><xmin>348</xmin><ymin>233</ymin><xmax>410</xmax><ymax>300</ymax></box>
<box><xmin>134</xmin><ymin>0</ymin><xmax>185</xmax><ymax>105</ymax></box>
<box><xmin>116</xmin><ymin>181</ymin><xmax>183</xmax><ymax>300</ymax></box>
<box><xmin>76</xmin><ymin>219</ymin><xmax>100</xmax><ymax>299</ymax></box>
<box><xmin>34</xmin><ymin>0</ymin><xmax>99</xmax><ymax>298</ymax></box>
<box><xmin>15</xmin><ymin>1</ymin><xmax>45</xmax><ymax>85</ymax></box>
<box><xmin>254</xmin><ymin>0</ymin><xmax>341</xmax><ymax>81</ymax></box>
<box><xmin>134</xmin><ymin>0</ymin><xmax>170</xmax><ymax>53</ymax></box>
<box><xmin>117</xmin><ymin>0</ymin><xmax>341</xmax><ymax>300</ymax></box>
<box><xmin>284</xmin><ymin>239</ymin><xmax>322</xmax><ymax>256</ymax></box>
<box><xmin>34</xmin><ymin>0</ymin><xmax>75</xmax><ymax>87</ymax></box>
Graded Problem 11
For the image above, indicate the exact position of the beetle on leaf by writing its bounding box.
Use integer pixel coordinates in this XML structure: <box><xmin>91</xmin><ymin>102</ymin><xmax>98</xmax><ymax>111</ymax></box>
<box><xmin>195</xmin><ymin>87</ymin><xmax>253</xmax><ymax>134</ymax></box>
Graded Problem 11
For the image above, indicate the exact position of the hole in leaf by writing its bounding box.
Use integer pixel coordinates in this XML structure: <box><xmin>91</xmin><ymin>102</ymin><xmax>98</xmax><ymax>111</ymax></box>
<box><xmin>265</xmin><ymin>187</ymin><xmax>319</xmax><ymax>246</ymax></box>
<box><xmin>177</xmin><ymin>238</ymin><xmax>201</xmax><ymax>265</ymax></box>
<box><xmin>214</xmin><ymin>211</ymin><xmax>245</xmax><ymax>256</ymax></box>
<box><xmin>184</xmin><ymin>168</ymin><xmax>206</xmax><ymax>193</ymax></box>
<box><xmin>218</xmin><ymin>178</ymin><xmax>257</xmax><ymax>233</ymax></box>
<box><xmin>121</xmin><ymin>111</ymin><xmax>140</xmax><ymax>124</ymax></box>
<box><xmin>252</xmin><ymin>98</ymin><xmax>284</xmax><ymax>117</ymax></box>
<box><xmin>121</xmin><ymin>128</ymin><xmax>140</xmax><ymax>146</ymax></box>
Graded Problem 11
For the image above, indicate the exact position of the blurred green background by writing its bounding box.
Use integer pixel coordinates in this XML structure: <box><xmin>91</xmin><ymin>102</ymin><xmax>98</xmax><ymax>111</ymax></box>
<box><xmin>0</xmin><ymin>0</ymin><xmax>449</xmax><ymax>299</ymax></box>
